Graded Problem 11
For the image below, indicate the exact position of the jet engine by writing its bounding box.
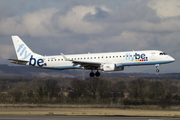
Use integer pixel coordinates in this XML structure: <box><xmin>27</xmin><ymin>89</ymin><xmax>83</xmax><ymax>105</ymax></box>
<box><xmin>101</xmin><ymin>64</ymin><xmax>124</xmax><ymax>72</ymax></box>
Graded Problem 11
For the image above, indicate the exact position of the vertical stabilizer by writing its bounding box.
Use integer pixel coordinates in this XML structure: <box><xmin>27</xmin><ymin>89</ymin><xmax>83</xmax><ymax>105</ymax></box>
<box><xmin>11</xmin><ymin>36</ymin><xmax>42</xmax><ymax>60</ymax></box>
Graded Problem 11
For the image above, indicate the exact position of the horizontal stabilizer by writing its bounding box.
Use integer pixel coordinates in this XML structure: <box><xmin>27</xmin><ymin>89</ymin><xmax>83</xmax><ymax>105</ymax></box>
<box><xmin>7</xmin><ymin>59</ymin><xmax>29</xmax><ymax>65</ymax></box>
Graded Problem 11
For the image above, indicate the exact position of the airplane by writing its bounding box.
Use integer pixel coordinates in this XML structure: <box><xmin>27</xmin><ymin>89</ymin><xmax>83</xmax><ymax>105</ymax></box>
<box><xmin>8</xmin><ymin>36</ymin><xmax>175</xmax><ymax>77</ymax></box>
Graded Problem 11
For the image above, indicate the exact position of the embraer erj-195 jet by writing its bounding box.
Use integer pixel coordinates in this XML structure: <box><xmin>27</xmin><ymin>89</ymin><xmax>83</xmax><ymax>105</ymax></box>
<box><xmin>8</xmin><ymin>36</ymin><xmax>175</xmax><ymax>77</ymax></box>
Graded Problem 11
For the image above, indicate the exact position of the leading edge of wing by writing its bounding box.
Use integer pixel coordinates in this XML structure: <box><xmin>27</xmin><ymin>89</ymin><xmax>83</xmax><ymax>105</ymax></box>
<box><xmin>72</xmin><ymin>60</ymin><xmax>101</xmax><ymax>66</ymax></box>
<box><xmin>60</xmin><ymin>53</ymin><xmax>102</xmax><ymax>67</ymax></box>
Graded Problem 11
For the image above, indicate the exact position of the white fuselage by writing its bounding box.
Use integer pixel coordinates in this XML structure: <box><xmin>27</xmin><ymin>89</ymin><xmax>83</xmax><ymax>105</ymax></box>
<box><xmin>28</xmin><ymin>50</ymin><xmax>175</xmax><ymax>71</ymax></box>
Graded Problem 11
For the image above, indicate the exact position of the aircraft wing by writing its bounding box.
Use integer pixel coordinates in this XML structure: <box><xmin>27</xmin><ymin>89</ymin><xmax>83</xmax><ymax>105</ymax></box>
<box><xmin>7</xmin><ymin>59</ymin><xmax>29</xmax><ymax>65</ymax></box>
<box><xmin>61</xmin><ymin>53</ymin><xmax>102</xmax><ymax>69</ymax></box>
<box><xmin>72</xmin><ymin>60</ymin><xmax>102</xmax><ymax>69</ymax></box>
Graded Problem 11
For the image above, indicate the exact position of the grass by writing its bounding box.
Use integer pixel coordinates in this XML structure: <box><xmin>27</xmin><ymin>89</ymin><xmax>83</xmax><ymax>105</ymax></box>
<box><xmin>0</xmin><ymin>108</ymin><xmax>180</xmax><ymax>117</ymax></box>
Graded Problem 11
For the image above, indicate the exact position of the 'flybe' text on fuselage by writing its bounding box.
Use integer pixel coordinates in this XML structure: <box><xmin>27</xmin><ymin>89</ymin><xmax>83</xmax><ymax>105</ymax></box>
<box><xmin>125</xmin><ymin>53</ymin><xmax>148</xmax><ymax>62</ymax></box>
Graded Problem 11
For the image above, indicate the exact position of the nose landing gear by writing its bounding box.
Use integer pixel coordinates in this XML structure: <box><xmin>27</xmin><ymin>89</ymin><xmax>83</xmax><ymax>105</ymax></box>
<box><xmin>156</xmin><ymin>69</ymin><xmax>160</xmax><ymax>73</ymax></box>
<box><xmin>155</xmin><ymin>64</ymin><xmax>160</xmax><ymax>73</ymax></box>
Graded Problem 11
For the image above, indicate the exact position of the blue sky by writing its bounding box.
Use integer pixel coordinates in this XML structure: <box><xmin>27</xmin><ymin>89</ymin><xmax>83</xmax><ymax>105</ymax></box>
<box><xmin>0</xmin><ymin>0</ymin><xmax>180</xmax><ymax>73</ymax></box>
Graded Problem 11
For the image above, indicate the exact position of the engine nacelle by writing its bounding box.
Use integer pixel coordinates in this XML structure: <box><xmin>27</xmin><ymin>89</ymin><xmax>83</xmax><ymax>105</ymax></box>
<box><xmin>102</xmin><ymin>64</ymin><xmax>115</xmax><ymax>72</ymax></box>
<box><xmin>101</xmin><ymin>64</ymin><xmax>124</xmax><ymax>72</ymax></box>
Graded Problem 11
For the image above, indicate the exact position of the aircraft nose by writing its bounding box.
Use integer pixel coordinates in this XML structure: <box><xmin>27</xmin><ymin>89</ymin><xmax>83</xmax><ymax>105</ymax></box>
<box><xmin>169</xmin><ymin>56</ymin><xmax>175</xmax><ymax>62</ymax></box>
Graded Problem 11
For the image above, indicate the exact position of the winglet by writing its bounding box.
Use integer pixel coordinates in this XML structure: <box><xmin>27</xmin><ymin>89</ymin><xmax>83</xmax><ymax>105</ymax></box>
<box><xmin>61</xmin><ymin>53</ymin><xmax>70</xmax><ymax>61</ymax></box>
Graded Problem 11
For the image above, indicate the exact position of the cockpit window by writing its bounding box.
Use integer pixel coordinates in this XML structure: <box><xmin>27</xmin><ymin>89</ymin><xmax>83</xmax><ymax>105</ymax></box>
<box><xmin>160</xmin><ymin>53</ymin><xmax>167</xmax><ymax>55</ymax></box>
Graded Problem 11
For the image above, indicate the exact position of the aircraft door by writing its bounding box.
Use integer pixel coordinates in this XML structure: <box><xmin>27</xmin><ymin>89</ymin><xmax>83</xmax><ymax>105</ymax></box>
<box><xmin>151</xmin><ymin>52</ymin><xmax>156</xmax><ymax>60</ymax></box>
<box><xmin>43</xmin><ymin>56</ymin><xmax>46</xmax><ymax>63</ymax></box>
<box><xmin>43</xmin><ymin>57</ymin><xmax>47</xmax><ymax>66</ymax></box>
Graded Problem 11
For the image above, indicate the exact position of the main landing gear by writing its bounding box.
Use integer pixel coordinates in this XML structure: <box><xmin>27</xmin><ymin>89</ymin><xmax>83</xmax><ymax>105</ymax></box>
<box><xmin>155</xmin><ymin>64</ymin><xmax>160</xmax><ymax>73</ymax></box>
<box><xmin>89</xmin><ymin>70</ymin><xmax>100</xmax><ymax>77</ymax></box>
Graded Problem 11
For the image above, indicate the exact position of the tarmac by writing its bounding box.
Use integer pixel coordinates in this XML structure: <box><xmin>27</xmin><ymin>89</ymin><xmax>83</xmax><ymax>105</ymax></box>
<box><xmin>0</xmin><ymin>115</ymin><xmax>179</xmax><ymax>120</ymax></box>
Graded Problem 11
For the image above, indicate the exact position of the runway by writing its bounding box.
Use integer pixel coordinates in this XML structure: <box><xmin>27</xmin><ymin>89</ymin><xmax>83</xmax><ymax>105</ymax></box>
<box><xmin>0</xmin><ymin>115</ymin><xmax>179</xmax><ymax>120</ymax></box>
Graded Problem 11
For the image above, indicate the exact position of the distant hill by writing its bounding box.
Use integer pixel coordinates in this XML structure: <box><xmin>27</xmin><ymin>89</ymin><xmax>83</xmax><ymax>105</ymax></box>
<box><xmin>0</xmin><ymin>64</ymin><xmax>180</xmax><ymax>79</ymax></box>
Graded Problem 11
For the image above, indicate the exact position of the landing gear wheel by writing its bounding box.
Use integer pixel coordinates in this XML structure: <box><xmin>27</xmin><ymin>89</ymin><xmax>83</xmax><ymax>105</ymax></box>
<box><xmin>156</xmin><ymin>69</ymin><xmax>160</xmax><ymax>73</ymax></box>
<box><xmin>95</xmin><ymin>71</ymin><xmax>100</xmax><ymax>77</ymax></box>
<box><xmin>155</xmin><ymin>64</ymin><xmax>160</xmax><ymax>73</ymax></box>
<box><xmin>89</xmin><ymin>72</ymin><xmax>95</xmax><ymax>77</ymax></box>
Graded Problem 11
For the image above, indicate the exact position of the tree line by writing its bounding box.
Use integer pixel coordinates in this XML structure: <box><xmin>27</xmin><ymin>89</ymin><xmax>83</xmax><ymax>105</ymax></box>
<box><xmin>0</xmin><ymin>76</ymin><xmax>180</xmax><ymax>108</ymax></box>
